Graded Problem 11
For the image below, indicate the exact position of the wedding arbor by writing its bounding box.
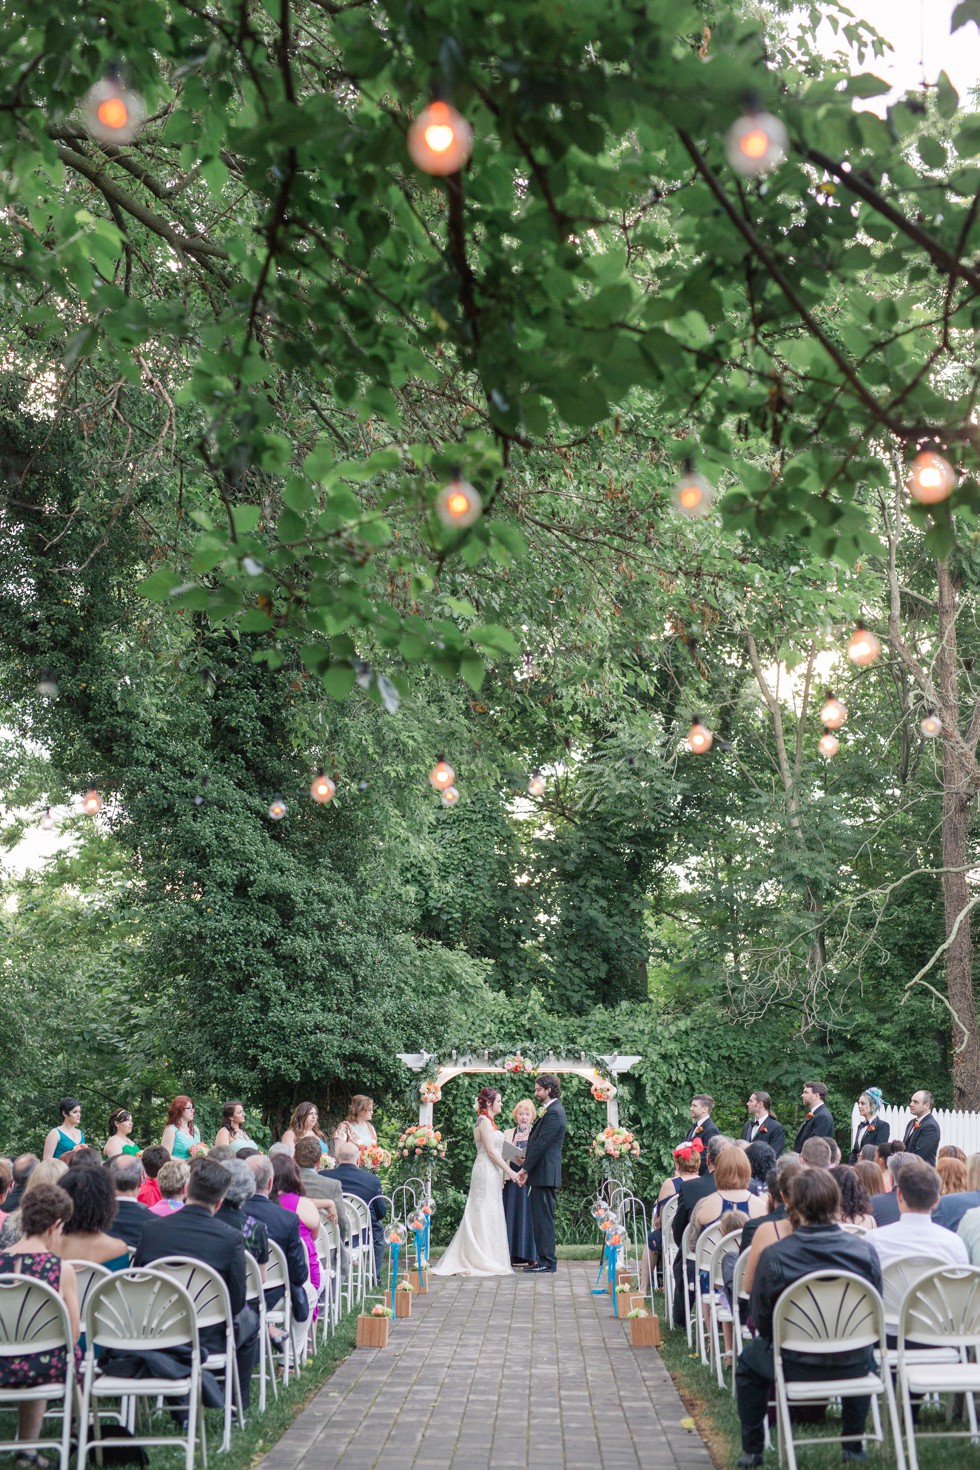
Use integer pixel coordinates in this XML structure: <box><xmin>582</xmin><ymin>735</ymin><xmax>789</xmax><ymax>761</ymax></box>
<box><xmin>397</xmin><ymin>1050</ymin><xmax>642</xmax><ymax>1129</ymax></box>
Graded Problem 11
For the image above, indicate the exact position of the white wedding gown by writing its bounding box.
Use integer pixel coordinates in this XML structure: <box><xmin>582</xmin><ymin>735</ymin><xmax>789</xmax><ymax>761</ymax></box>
<box><xmin>431</xmin><ymin>1123</ymin><xmax>513</xmax><ymax>1277</ymax></box>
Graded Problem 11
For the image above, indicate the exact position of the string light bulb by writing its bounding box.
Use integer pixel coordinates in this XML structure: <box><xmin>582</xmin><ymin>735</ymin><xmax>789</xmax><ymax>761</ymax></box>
<box><xmin>440</xmin><ymin>785</ymin><xmax>460</xmax><ymax>807</ymax></box>
<box><xmin>267</xmin><ymin>792</ymin><xmax>286</xmax><ymax>820</ymax></box>
<box><xmin>82</xmin><ymin>789</ymin><xmax>103</xmax><ymax>816</ymax></box>
<box><xmin>920</xmin><ymin>711</ymin><xmax>942</xmax><ymax>738</ymax></box>
<box><xmin>81</xmin><ymin>75</ymin><xmax>147</xmax><ymax>146</ymax></box>
<box><xmin>819</xmin><ymin>692</ymin><xmax>847</xmax><ymax>729</ymax></box>
<box><xmin>429</xmin><ymin>757</ymin><xmax>455</xmax><ymax>791</ymax></box>
<box><xmin>725</xmin><ymin>107</ymin><xmax>788</xmax><ymax>177</ymax></box>
<box><xmin>687</xmin><ymin>718</ymin><xmax>713</xmax><ymax>754</ymax></box>
<box><xmin>407</xmin><ymin>99</ymin><xmax>473</xmax><ymax>175</ymax></box>
<box><xmin>818</xmin><ymin>729</ymin><xmax>839</xmax><ymax>758</ymax></box>
<box><xmin>435</xmin><ymin>471</ymin><xmax>482</xmax><ymax>528</ymax></box>
<box><xmin>847</xmin><ymin>624</ymin><xmax>881</xmax><ymax>667</ymax></box>
<box><xmin>528</xmin><ymin>770</ymin><xmax>546</xmax><ymax>797</ymax></box>
<box><xmin>672</xmin><ymin>460</ymin><xmax>714</xmax><ymax>519</ymax></box>
<box><xmin>907</xmin><ymin>448</ymin><xmax>955</xmax><ymax>505</ymax></box>
<box><xmin>310</xmin><ymin>771</ymin><xmax>336</xmax><ymax>804</ymax></box>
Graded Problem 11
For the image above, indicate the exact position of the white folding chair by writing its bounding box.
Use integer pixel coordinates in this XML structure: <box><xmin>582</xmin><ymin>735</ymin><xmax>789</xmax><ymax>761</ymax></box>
<box><xmin>730</xmin><ymin>1246</ymin><xmax>753</xmax><ymax>1395</ymax></box>
<box><xmin>706</xmin><ymin>1229</ymin><xmax>742</xmax><ymax>1387</ymax></box>
<box><xmin>65</xmin><ymin>1259</ymin><xmax>111</xmax><ymax>1331</ymax></box>
<box><xmin>896</xmin><ymin>1264</ymin><xmax>980</xmax><ymax>1470</ymax></box>
<box><xmin>343</xmin><ymin>1195</ymin><xmax>371</xmax><ymax>1295</ymax></box>
<box><xmin>772</xmin><ymin>1269</ymin><xmax>905</xmax><ymax>1470</ymax></box>
<box><xmin>150</xmin><ymin>1255</ymin><xmax>242</xmax><ymax>1452</ymax></box>
<box><xmin>264</xmin><ymin>1240</ymin><xmax>303</xmax><ymax>1385</ymax></box>
<box><xmin>659</xmin><ymin>1194</ymin><xmax>679</xmax><ymax>1327</ymax></box>
<box><xmin>317</xmin><ymin>1218</ymin><xmax>343</xmax><ymax>1344</ymax></box>
<box><xmin>77</xmin><ymin>1268</ymin><xmax>206</xmax><ymax>1470</ymax></box>
<box><xmin>244</xmin><ymin>1252</ymin><xmax>276</xmax><ymax>1412</ymax></box>
<box><xmin>692</xmin><ymin>1218</ymin><xmax>727</xmax><ymax>1364</ymax></box>
<box><xmin>0</xmin><ymin>1273</ymin><xmax>76</xmax><ymax>1470</ymax></box>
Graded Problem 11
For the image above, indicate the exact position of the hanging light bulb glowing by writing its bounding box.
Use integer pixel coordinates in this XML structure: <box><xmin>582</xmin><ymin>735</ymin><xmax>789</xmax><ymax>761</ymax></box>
<box><xmin>407</xmin><ymin>100</ymin><xmax>473</xmax><ymax>175</ymax></box>
<box><xmin>267</xmin><ymin>792</ymin><xmax>287</xmax><ymax>820</ymax></box>
<box><xmin>429</xmin><ymin>758</ymin><xmax>455</xmax><ymax>791</ymax></box>
<box><xmin>847</xmin><ymin>624</ymin><xmax>881</xmax><ymax>667</ymax></box>
<box><xmin>819</xmin><ymin>693</ymin><xmax>847</xmax><ymax>730</ymax></box>
<box><xmin>440</xmin><ymin>784</ymin><xmax>460</xmax><ymax>807</ymax></box>
<box><xmin>81</xmin><ymin>76</ymin><xmax>147</xmax><ymax>146</ymax></box>
<box><xmin>39</xmin><ymin>806</ymin><xmax>55</xmax><ymax>831</ymax></box>
<box><xmin>310</xmin><ymin>771</ymin><xmax>336</xmax><ymax>804</ymax></box>
<box><xmin>907</xmin><ymin>449</ymin><xmax>955</xmax><ymax>505</ymax></box>
<box><xmin>82</xmin><ymin>789</ymin><xmax>103</xmax><ymax>816</ymax></box>
<box><xmin>528</xmin><ymin>770</ymin><xmax>546</xmax><ymax>797</ymax></box>
<box><xmin>687</xmin><ymin>719</ymin><xmax>713</xmax><ymax>754</ymax></box>
<box><xmin>818</xmin><ymin>729</ymin><xmax>839</xmax><ymax>759</ymax></box>
<box><xmin>672</xmin><ymin>461</ymin><xmax>715</xmax><ymax>519</ymax></box>
<box><xmin>725</xmin><ymin>109</ymin><xmax>788</xmax><ymax>177</ymax></box>
<box><xmin>920</xmin><ymin>711</ymin><xmax>942</xmax><ymax>738</ymax></box>
<box><xmin>37</xmin><ymin>669</ymin><xmax>59</xmax><ymax>699</ymax></box>
<box><xmin>435</xmin><ymin>471</ymin><xmax>482</xmax><ymax>528</ymax></box>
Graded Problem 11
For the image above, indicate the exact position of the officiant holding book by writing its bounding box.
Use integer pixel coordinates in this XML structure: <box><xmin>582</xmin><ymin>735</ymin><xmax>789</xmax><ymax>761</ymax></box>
<box><xmin>503</xmin><ymin>1098</ymin><xmax>538</xmax><ymax>1265</ymax></box>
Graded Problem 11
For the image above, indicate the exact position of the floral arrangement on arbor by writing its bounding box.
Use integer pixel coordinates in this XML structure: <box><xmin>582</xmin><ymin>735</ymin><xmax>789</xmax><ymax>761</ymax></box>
<box><xmin>360</xmin><ymin>1143</ymin><xmax>392</xmax><ymax>1172</ymax></box>
<box><xmin>590</xmin><ymin>1078</ymin><xmax>617</xmax><ymax>1102</ymax></box>
<box><xmin>592</xmin><ymin>1126</ymin><xmax>640</xmax><ymax>1160</ymax></box>
<box><xmin>419</xmin><ymin>1080</ymin><xmax>442</xmax><ymax>1102</ymax></box>
<box><xmin>503</xmin><ymin>1053</ymin><xmax>534</xmax><ymax>1074</ymax></box>
<box><xmin>397</xmin><ymin>1123</ymin><xmax>447</xmax><ymax>1162</ymax></box>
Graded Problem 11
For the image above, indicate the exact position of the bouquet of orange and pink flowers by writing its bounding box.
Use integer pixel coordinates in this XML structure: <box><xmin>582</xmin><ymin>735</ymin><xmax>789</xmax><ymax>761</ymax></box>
<box><xmin>592</xmin><ymin>1126</ymin><xmax>640</xmax><ymax>1160</ymax></box>
<box><xmin>503</xmin><ymin>1053</ymin><xmax>533</xmax><ymax>1074</ymax></box>
<box><xmin>188</xmin><ymin>1141</ymin><xmax>209</xmax><ymax>1159</ymax></box>
<box><xmin>419</xmin><ymin>1081</ymin><xmax>442</xmax><ymax>1103</ymax></box>
<box><xmin>359</xmin><ymin>1144</ymin><xmax>392</xmax><ymax>1172</ymax></box>
<box><xmin>590</xmin><ymin>1078</ymin><xmax>617</xmax><ymax>1102</ymax></box>
<box><xmin>397</xmin><ymin>1124</ymin><xmax>447</xmax><ymax>1162</ymax></box>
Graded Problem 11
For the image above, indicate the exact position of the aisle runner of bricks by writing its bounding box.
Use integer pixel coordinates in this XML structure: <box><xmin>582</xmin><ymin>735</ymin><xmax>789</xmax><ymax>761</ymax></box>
<box><xmin>256</xmin><ymin>1262</ymin><xmax>716</xmax><ymax>1470</ymax></box>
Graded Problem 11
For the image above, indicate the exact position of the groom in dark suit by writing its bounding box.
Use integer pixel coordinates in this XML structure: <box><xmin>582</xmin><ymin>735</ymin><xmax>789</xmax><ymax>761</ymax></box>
<box><xmin>515</xmin><ymin>1074</ymin><xmax>566</xmax><ymax>1274</ymax></box>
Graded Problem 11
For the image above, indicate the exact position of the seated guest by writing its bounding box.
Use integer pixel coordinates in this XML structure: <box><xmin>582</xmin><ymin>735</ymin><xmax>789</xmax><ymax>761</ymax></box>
<box><xmin>6</xmin><ymin>1154</ymin><xmax>39</xmax><ymax>1213</ymax></box>
<box><xmin>57</xmin><ymin>1166</ymin><xmax>129</xmax><ymax>1268</ymax></box>
<box><xmin>828</xmin><ymin>1139</ymin><xmax>842</xmax><ymax>1166</ymax></box>
<box><xmin>244</xmin><ymin>1154</ymin><xmax>310</xmax><ymax>1323</ymax></box>
<box><xmin>217</xmin><ymin>1158</ymin><xmax>269</xmax><ymax>1278</ymax></box>
<box><xmin>214</xmin><ymin>1102</ymin><xmax>257</xmax><ymax>1154</ymax></box>
<box><xmin>0</xmin><ymin>1159</ymin><xmax>68</xmax><ymax>1248</ymax></box>
<box><xmin>739</xmin><ymin>1159</ymin><xmax>801</xmax><ymax>1258</ymax></box>
<box><xmin>939</xmin><ymin>1144</ymin><xmax>966</xmax><ymax>1164</ymax></box>
<box><xmin>854</xmin><ymin>1161</ymin><xmax>884</xmax><ymax>1200</ymax></box>
<box><xmin>829</xmin><ymin>1165</ymin><xmax>876</xmax><ymax>1230</ymax></box>
<box><xmin>903</xmin><ymin>1090</ymin><xmax>941</xmax><ymax>1165</ymax></box>
<box><xmin>691</xmin><ymin>1147</ymin><xmax>769</xmax><ymax>1236</ymax></box>
<box><xmin>0</xmin><ymin>1159</ymin><xmax>11</xmax><ymax>1225</ymax></box>
<box><xmin>867</xmin><ymin>1159</ymin><xmax>967</xmax><ymax>1270</ymax></box>
<box><xmin>333</xmin><ymin>1095</ymin><xmax>378</xmax><ymax>1154</ymax></box>
<box><xmin>0</xmin><ymin>1184</ymin><xmax>80</xmax><ymax>1454</ymax></box>
<box><xmin>282</xmin><ymin>1102</ymin><xmax>330</xmax><ymax>1159</ymax></box>
<box><xmin>745</xmin><ymin>1142</ymin><xmax>777</xmax><ymax>1197</ymax></box>
<box><xmin>849</xmin><ymin>1088</ymin><xmax>889</xmax><ymax>1164</ymax></box>
<box><xmin>137</xmin><ymin>1145</ymin><xmax>169</xmax><ymax>1207</ymax></box>
<box><xmin>741</xmin><ymin>1091</ymin><xmax>786</xmax><ymax>1156</ymax></box>
<box><xmin>872</xmin><ymin>1152</ymin><xmax>913</xmax><ymax>1226</ymax></box>
<box><xmin>150</xmin><ymin>1159</ymin><xmax>190</xmax><ymax>1216</ymax></box>
<box><xmin>104</xmin><ymin>1108</ymin><xmax>140</xmax><ymax>1160</ymax></box>
<box><xmin>320</xmin><ymin>1141</ymin><xmax>388</xmax><ymax>1277</ymax></box>
<box><xmin>932</xmin><ymin>1151</ymin><xmax>980</xmax><ymax>1232</ymax></box>
<box><xmin>799</xmin><ymin>1136</ymin><xmax>833</xmax><ymax>1170</ymax></box>
<box><xmin>135</xmin><ymin>1157</ymin><xmax>259</xmax><ymax>1409</ymax></box>
<box><xmin>858</xmin><ymin>1145</ymin><xmax>878</xmax><ymax>1163</ymax></box>
<box><xmin>42</xmin><ymin>1097</ymin><xmax>85</xmax><ymax>1161</ymax></box>
<box><xmin>741</xmin><ymin>1160</ymin><xmax>802</xmax><ymax>1296</ymax></box>
<box><xmin>876</xmin><ymin>1139</ymin><xmax>905</xmax><ymax>1190</ymax></box>
<box><xmin>959</xmin><ymin>1203</ymin><xmax>980</xmax><ymax>1264</ymax></box>
<box><xmin>671</xmin><ymin>1133</ymin><xmax>730</xmax><ymax>1325</ymax></box>
<box><xmin>208</xmin><ymin>1145</ymin><xmax>235</xmax><ymax>1163</ymax></box>
<box><xmin>293</xmin><ymin>1137</ymin><xmax>345</xmax><ymax>1233</ymax></box>
<box><xmin>735</xmin><ymin>1170</ymin><xmax>881</xmax><ymax>1467</ymax></box>
<box><xmin>271</xmin><ymin>1154</ymin><xmax>322</xmax><ymax>1320</ymax></box>
<box><xmin>641</xmin><ymin>1141</ymin><xmax>702</xmax><ymax>1289</ymax></box>
<box><xmin>66</xmin><ymin>1146</ymin><xmax>104</xmax><ymax>1171</ymax></box>
<box><xmin>937</xmin><ymin>1157</ymin><xmax>967</xmax><ymax>1196</ymax></box>
<box><xmin>107</xmin><ymin>1156</ymin><xmax>149</xmax><ymax>1248</ymax></box>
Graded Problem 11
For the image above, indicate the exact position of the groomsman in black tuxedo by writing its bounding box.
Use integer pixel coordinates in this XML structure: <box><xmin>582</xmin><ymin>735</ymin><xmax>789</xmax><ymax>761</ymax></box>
<box><xmin>904</xmin><ymin>1089</ymin><xmax>941</xmax><ymax>1165</ymax></box>
<box><xmin>686</xmin><ymin>1095</ymin><xmax>720</xmax><ymax>1174</ymax></box>
<box><xmin>740</xmin><ymin>1091</ymin><xmax>786</xmax><ymax>1156</ymax></box>
<box><xmin>792</xmin><ymin>1081</ymin><xmax>834</xmax><ymax>1153</ymax></box>
<box><xmin>516</xmin><ymin>1074</ymin><xmax>566</xmax><ymax>1274</ymax></box>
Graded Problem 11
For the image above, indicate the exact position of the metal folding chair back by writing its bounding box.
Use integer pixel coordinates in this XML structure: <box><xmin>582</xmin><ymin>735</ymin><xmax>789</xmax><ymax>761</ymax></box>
<box><xmin>659</xmin><ymin>1193</ymin><xmax>679</xmax><ymax>1326</ymax></box>
<box><xmin>64</xmin><ymin>1259</ymin><xmax>111</xmax><ymax>1331</ymax></box>
<box><xmin>706</xmin><ymin>1229</ymin><xmax>742</xmax><ymax>1387</ymax></box>
<box><xmin>691</xmin><ymin>1218</ymin><xmax>727</xmax><ymax>1361</ymax></box>
<box><xmin>150</xmin><ymin>1254</ymin><xmax>242</xmax><ymax>1451</ymax></box>
<box><xmin>897</xmin><ymin>1264</ymin><xmax>980</xmax><ymax>1470</ymax></box>
<box><xmin>244</xmin><ymin>1249</ymin><xmax>277</xmax><ymax>1411</ymax></box>
<box><xmin>0</xmin><ymin>1273</ymin><xmax>76</xmax><ymax>1470</ymax></box>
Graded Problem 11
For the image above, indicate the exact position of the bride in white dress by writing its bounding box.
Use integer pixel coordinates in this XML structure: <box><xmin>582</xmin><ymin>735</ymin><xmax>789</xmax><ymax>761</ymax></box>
<box><xmin>432</xmin><ymin>1087</ymin><xmax>513</xmax><ymax>1277</ymax></box>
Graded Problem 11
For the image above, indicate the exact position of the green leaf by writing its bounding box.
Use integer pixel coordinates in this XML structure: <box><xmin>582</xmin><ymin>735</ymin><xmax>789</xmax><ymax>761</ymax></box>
<box><xmin>937</xmin><ymin>71</ymin><xmax>959</xmax><ymax>119</ymax></box>
<box><xmin>459</xmin><ymin>652</ymin><xmax>486</xmax><ymax>692</ymax></box>
<box><xmin>139</xmin><ymin>567</ymin><xmax>181</xmax><ymax>600</ymax></box>
<box><xmin>321</xmin><ymin>664</ymin><xmax>357</xmax><ymax>699</ymax></box>
<box><xmin>952</xmin><ymin>1</ymin><xmax>980</xmax><ymax>31</ymax></box>
<box><xmin>231</xmin><ymin>505</ymin><xmax>262</xmax><ymax>535</ymax></box>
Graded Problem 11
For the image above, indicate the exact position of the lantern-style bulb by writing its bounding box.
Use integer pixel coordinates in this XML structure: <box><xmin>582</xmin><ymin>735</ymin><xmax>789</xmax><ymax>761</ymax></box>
<box><xmin>407</xmin><ymin>100</ymin><xmax>473</xmax><ymax>175</ymax></box>
<box><xmin>81</xmin><ymin>77</ymin><xmax>147</xmax><ymax>146</ymax></box>
<box><xmin>82</xmin><ymin>789</ymin><xmax>103</xmax><ymax>816</ymax></box>
<box><xmin>920</xmin><ymin>711</ymin><xmax>942</xmax><ymax>739</ymax></box>
<box><xmin>819</xmin><ymin>693</ymin><xmax>847</xmax><ymax>730</ymax></box>
<box><xmin>687</xmin><ymin>719</ymin><xmax>713</xmax><ymax>754</ymax></box>
<box><xmin>847</xmin><ymin>624</ymin><xmax>881</xmax><ymax>667</ymax></box>
<box><xmin>672</xmin><ymin>466</ymin><xmax>714</xmax><ymax>519</ymax></box>
<box><xmin>725</xmin><ymin>109</ymin><xmax>788</xmax><ymax>177</ymax></box>
<box><xmin>429</xmin><ymin>758</ymin><xmax>455</xmax><ymax>791</ymax></box>
<box><xmin>267</xmin><ymin>792</ymin><xmax>287</xmax><ymax>820</ymax></box>
<box><xmin>907</xmin><ymin>449</ymin><xmax>955</xmax><ymax>505</ymax></box>
<box><xmin>818</xmin><ymin>729</ymin><xmax>839</xmax><ymax>759</ymax></box>
<box><xmin>310</xmin><ymin>771</ymin><xmax>336</xmax><ymax>804</ymax></box>
<box><xmin>440</xmin><ymin>784</ymin><xmax>460</xmax><ymax>807</ymax></box>
<box><xmin>435</xmin><ymin>473</ymin><xmax>482</xmax><ymax>528</ymax></box>
<box><xmin>39</xmin><ymin>806</ymin><xmax>55</xmax><ymax>831</ymax></box>
<box><xmin>528</xmin><ymin>770</ymin><xmax>546</xmax><ymax>797</ymax></box>
<box><xmin>37</xmin><ymin>669</ymin><xmax>59</xmax><ymax>699</ymax></box>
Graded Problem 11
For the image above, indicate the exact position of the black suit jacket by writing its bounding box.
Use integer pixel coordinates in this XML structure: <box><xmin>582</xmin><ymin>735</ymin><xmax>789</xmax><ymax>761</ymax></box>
<box><xmin>848</xmin><ymin>1118</ymin><xmax>890</xmax><ymax>1165</ymax></box>
<box><xmin>246</xmin><ymin>1193</ymin><xmax>310</xmax><ymax>1319</ymax></box>
<box><xmin>135</xmin><ymin>1202</ymin><xmax>247</xmax><ymax>1316</ymax></box>
<box><xmin>792</xmin><ymin>1104</ymin><xmax>834</xmax><ymax>1153</ymax></box>
<box><xmin>672</xmin><ymin>1173</ymin><xmax>717</xmax><ymax>1247</ymax></box>
<box><xmin>741</xmin><ymin>1117</ymin><xmax>787</xmax><ymax>1156</ymax></box>
<box><xmin>686</xmin><ymin>1117</ymin><xmax>720</xmax><ymax>1174</ymax></box>
<box><xmin>903</xmin><ymin>1114</ymin><xmax>941</xmax><ymax>1165</ymax></box>
<box><xmin>319</xmin><ymin>1165</ymin><xmax>388</xmax><ymax>1226</ymax></box>
<box><xmin>871</xmin><ymin>1191</ymin><xmax>900</xmax><ymax>1226</ymax></box>
<box><xmin>522</xmin><ymin>1101</ymin><xmax>566</xmax><ymax>1189</ymax></box>
<box><xmin>112</xmin><ymin>1196</ymin><xmax>149</xmax><ymax>1249</ymax></box>
<box><xmin>932</xmin><ymin>1189</ymin><xmax>980</xmax><ymax>1232</ymax></box>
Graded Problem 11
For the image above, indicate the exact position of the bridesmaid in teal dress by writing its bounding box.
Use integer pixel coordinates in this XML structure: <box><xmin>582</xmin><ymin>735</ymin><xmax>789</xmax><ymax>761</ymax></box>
<box><xmin>161</xmin><ymin>1095</ymin><xmax>202</xmax><ymax>1160</ymax></box>
<box><xmin>42</xmin><ymin>1097</ymin><xmax>85</xmax><ymax>1161</ymax></box>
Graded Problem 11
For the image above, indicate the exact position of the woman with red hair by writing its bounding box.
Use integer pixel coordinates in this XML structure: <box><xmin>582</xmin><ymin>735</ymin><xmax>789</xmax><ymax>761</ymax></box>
<box><xmin>160</xmin><ymin>1096</ymin><xmax>201</xmax><ymax>1160</ymax></box>
<box><xmin>432</xmin><ymin>1087</ymin><xmax>513</xmax><ymax>1278</ymax></box>
<box><xmin>640</xmin><ymin>1140</ymin><xmax>703</xmax><ymax>1290</ymax></box>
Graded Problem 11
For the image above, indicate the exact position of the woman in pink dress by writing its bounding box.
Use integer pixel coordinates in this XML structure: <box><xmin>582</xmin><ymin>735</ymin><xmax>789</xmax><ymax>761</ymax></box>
<box><xmin>271</xmin><ymin>1154</ymin><xmax>321</xmax><ymax>1318</ymax></box>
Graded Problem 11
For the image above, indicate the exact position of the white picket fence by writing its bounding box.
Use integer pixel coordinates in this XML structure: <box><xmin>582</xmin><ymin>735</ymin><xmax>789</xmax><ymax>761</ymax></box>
<box><xmin>849</xmin><ymin>1103</ymin><xmax>980</xmax><ymax>1156</ymax></box>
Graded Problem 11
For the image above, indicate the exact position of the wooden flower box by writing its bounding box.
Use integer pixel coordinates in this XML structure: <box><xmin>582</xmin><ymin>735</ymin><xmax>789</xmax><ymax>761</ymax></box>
<box><xmin>616</xmin><ymin>1269</ymin><xmax>634</xmax><ymax>1289</ymax></box>
<box><xmin>627</xmin><ymin>1293</ymin><xmax>648</xmax><ymax>1315</ymax></box>
<box><xmin>356</xmin><ymin>1313</ymin><xmax>390</xmax><ymax>1348</ymax></box>
<box><xmin>409</xmin><ymin>1268</ymin><xmax>427</xmax><ymax>1294</ymax></box>
<box><xmin>629</xmin><ymin>1313</ymin><xmax>661</xmax><ymax>1348</ymax></box>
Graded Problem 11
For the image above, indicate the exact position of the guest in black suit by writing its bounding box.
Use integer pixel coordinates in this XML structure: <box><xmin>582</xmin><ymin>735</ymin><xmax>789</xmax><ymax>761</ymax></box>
<box><xmin>792</xmin><ymin>1080</ymin><xmax>834</xmax><ymax>1153</ymax></box>
<box><xmin>135</xmin><ymin>1157</ymin><xmax>260</xmax><ymax>1408</ymax></box>
<box><xmin>319</xmin><ymin>1141</ymin><xmax>388</xmax><ymax>1277</ymax></box>
<box><xmin>904</xmin><ymin>1090</ymin><xmax>941</xmax><ymax>1165</ymax></box>
<box><xmin>515</xmin><ymin>1074</ymin><xmax>566</xmax><ymax>1274</ymax></box>
<box><xmin>244</xmin><ymin>1154</ymin><xmax>310</xmax><ymax>1321</ymax></box>
<box><xmin>6</xmin><ymin>1155</ymin><xmax>39</xmax><ymax>1214</ymax></box>
<box><xmin>687</xmin><ymin>1095</ymin><xmax>720</xmax><ymax>1175</ymax></box>
<box><xmin>741</xmin><ymin>1091</ymin><xmax>786</xmax><ymax>1156</ymax></box>
<box><xmin>107</xmin><ymin>1155</ymin><xmax>149</xmax><ymax>1249</ymax></box>
<box><xmin>848</xmin><ymin>1088</ymin><xmax>890</xmax><ymax>1164</ymax></box>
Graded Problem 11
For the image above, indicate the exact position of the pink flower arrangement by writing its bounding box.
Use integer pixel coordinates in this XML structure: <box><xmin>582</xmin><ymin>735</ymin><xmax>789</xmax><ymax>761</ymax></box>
<box><xmin>419</xmin><ymin>1081</ymin><xmax>442</xmax><ymax>1103</ymax></box>
<box><xmin>396</xmin><ymin>1124</ymin><xmax>447</xmax><ymax>1162</ymax></box>
<box><xmin>591</xmin><ymin>1126</ymin><xmax>640</xmax><ymax>1161</ymax></box>
<box><xmin>590</xmin><ymin>1079</ymin><xmax>617</xmax><ymax>1102</ymax></box>
<box><xmin>359</xmin><ymin>1144</ymin><xmax>392</xmax><ymax>1172</ymax></box>
<box><xmin>503</xmin><ymin>1053</ymin><xmax>533</xmax><ymax>1074</ymax></box>
<box><xmin>188</xmin><ymin>1142</ymin><xmax>209</xmax><ymax>1159</ymax></box>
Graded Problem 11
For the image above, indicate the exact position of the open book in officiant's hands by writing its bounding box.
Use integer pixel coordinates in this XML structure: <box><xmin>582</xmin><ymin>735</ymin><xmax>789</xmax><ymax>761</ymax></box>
<box><xmin>501</xmin><ymin>1140</ymin><xmax>525</xmax><ymax>1164</ymax></box>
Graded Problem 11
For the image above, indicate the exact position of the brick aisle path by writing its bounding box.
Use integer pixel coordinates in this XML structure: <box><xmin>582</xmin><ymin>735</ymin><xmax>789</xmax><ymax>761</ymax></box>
<box><xmin>257</xmin><ymin>1262</ymin><xmax>716</xmax><ymax>1470</ymax></box>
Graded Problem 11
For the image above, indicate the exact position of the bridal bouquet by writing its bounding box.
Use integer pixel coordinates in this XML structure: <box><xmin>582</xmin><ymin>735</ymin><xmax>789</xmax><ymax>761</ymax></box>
<box><xmin>592</xmin><ymin>1126</ymin><xmax>640</xmax><ymax>1160</ymax></box>
<box><xmin>397</xmin><ymin>1123</ymin><xmax>447</xmax><ymax>1162</ymax></box>
<box><xmin>187</xmin><ymin>1141</ymin><xmax>209</xmax><ymax>1159</ymax></box>
<box><xmin>360</xmin><ymin>1143</ymin><xmax>392</xmax><ymax>1172</ymax></box>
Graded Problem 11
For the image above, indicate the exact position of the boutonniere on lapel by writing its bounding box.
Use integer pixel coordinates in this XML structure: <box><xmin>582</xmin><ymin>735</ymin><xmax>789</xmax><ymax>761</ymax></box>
<box><xmin>536</xmin><ymin>1106</ymin><xmax>547</xmax><ymax>1119</ymax></box>
<box><xmin>693</xmin><ymin>1123</ymin><xmax>703</xmax><ymax>1135</ymax></box>
<box><xmin>913</xmin><ymin>1120</ymin><xmax>921</xmax><ymax>1130</ymax></box>
<box><xmin>805</xmin><ymin>1111</ymin><xmax>813</xmax><ymax>1120</ymax></box>
<box><xmin>757</xmin><ymin>1125</ymin><xmax>769</xmax><ymax>1135</ymax></box>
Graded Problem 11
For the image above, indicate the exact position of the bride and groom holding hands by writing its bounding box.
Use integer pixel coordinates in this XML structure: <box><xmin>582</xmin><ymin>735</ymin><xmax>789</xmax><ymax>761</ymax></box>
<box><xmin>432</xmin><ymin>1074</ymin><xmax>566</xmax><ymax>1278</ymax></box>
